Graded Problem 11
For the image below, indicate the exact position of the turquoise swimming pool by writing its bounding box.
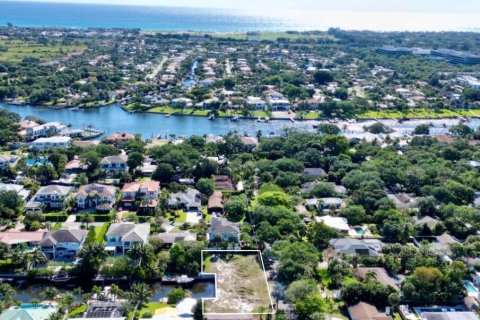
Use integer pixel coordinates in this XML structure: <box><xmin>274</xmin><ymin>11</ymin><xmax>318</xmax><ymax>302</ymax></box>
<box><xmin>464</xmin><ymin>280</ymin><xmax>478</xmax><ymax>294</ymax></box>
<box><xmin>17</xmin><ymin>303</ymin><xmax>53</xmax><ymax>310</ymax></box>
<box><xmin>354</xmin><ymin>227</ymin><xmax>365</xmax><ymax>235</ymax></box>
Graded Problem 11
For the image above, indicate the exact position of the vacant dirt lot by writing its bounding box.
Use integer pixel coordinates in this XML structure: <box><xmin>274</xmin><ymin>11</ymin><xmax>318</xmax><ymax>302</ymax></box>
<box><xmin>203</xmin><ymin>252</ymin><xmax>273</xmax><ymax>314</ymax></box>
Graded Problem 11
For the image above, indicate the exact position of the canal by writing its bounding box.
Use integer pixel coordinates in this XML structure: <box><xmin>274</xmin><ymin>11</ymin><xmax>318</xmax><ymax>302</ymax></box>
<box><xmin>0</xmin><ymin>102</ymin><xmax>314</xmax><ymax>138</ymax></box>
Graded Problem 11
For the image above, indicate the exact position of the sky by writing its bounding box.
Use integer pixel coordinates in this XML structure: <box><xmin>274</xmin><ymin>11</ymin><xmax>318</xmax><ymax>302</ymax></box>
<box><xmin>10</xmin><ymin>0</ymin><xmax>480</xmax><ymax>31</ymax></box>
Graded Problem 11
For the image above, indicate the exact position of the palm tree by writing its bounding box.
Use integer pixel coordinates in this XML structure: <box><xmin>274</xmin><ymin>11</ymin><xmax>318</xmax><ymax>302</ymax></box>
<box><xmin>129</xmin><ymin>283</ymin><xmax>154</xmax><ymax>318</ymax></box>
<box><xmin>110</xmin><ymin>284</ymin><xmax>122</xmax><ymax>301</ymax></box>
<box><xmin>80</xmin><ymin>214</ymin><xmax>94</xmax><ymax>229</ymax></box>
<box><xmin>0</xmin><ymin>283</ymin><xmax>16</xmax><ymax>306</ymax></box>
<box><xmin>30</xmin><ymin>299</ymin><xmax>40</xmax><ymax>307</ymax></box>
<box><xmin>92</xmin><ymin>285</ymin><xmax>105</xmax><ymax>301</ymax></box>
<box><xmin>43</xmin><ymin>287</ymin><xmax>59</xmax><ymax>301</ymax></box>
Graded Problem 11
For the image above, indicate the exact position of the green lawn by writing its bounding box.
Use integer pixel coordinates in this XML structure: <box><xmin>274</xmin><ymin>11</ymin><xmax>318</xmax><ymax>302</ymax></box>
<box><xmin>0</xmin><ymin>39</ymin><xmax>87</xmax><ymax>62</ymax></box>
<box><xmin>52</xmin><ymin>222</ymin><xmax>62</xmax><ymax>230</ymax></box>
<box><xmin>356</xmin><ymin>108</ymin><xmax>480</xmax><ymax>119</ymax></box>
<box><xmin>165</xmin><ymin>210</ymin><xmax>187</xmax><ymax>223</ymax></box>
<box><xmin>128</xmin><ymin>302</ymin><xmax>169</xmax><ymax>319</ymax></box>
<box><xmin>301</xmin><ymin>111</ymin><xmax>320</xmax><ymax>120</ymax></box>
<box><xmin>68</xmin><ymin>304</ymin><xmax>87</xmax><ymax>318</ymax></box>
<box><xmin>94</xmin><ymin>222</ymin><xmax>110</xmax><ymax>244</ymax></box>
<box><xmin>252</xmin><ymin>110</ymin><xmax>269</xmax><ymax>117</ymax></box>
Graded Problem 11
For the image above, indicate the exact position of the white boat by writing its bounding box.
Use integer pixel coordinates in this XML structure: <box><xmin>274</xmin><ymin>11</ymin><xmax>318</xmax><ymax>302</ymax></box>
<box><xmin>265</xmin><ymin>117</ymin><xmax>270</xmax><ymax>122</ymax></box>
<box><xmin>208</xmin><ymin>114</ymin><xmax>215</xmax><ymax>120</ymax></box>
<box><xmin>256</xmin><ymin>117</ymin><xmax>265</xmax><ymax>123</ymax></box>
<box><xmin>231</xmin><ymin>114</ymin><xmax>239</xmax><ymax>121</ymax></box>
<box><xmin>165</xmin><ymin>113</ymin><xmax>171</xmax><ymax>117</ymax></box>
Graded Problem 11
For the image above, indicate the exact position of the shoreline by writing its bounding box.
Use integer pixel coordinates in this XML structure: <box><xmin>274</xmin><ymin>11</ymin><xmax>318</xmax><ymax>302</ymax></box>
<box><xmin>4</xmin><ymin>100</ymin><xmax>480</xmax><ymax>122</ymax></box>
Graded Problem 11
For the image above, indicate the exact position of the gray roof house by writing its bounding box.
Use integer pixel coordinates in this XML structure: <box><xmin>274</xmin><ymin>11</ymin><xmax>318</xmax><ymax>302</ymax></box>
<box><xmin>105</xmin><ymin>223</ymin><xmax>150</xmax><ymax>255</ymax></box>
<box><xmin>0</xmin><ymin>183</ymin><xmax>30</xmax><ymax>202</ymax></box>
<box><xmin>168</xmin><ymin>188</ymin><xmax>202</xmax><ymax>211</ymax></box>
<box><xmin>155</xmin><ymin>231</ymin><xmax>197</xmax><ymax>247</ymax></box>
<box><xmin>99</xmin><ymin>155</ymin><xmax>128</xmax><ymax>174</ymax></box>
<box><xmin>329</xmin><ymin>238</ymin><xmax>385</xmax><ymax>257</ymax></box>
<box><xmin>26</xmin><ymin>185</ymin><xmax>72</xmax><ymax>213</ymax></box>
<box><xmin>39</xmin><ymin>228</ymin><xmax>87</xmax><ymax>260</ymax></box>
<box><xmin>207</xmin><ymin>217</ymin><xmax>240</xmax><ymax>242</ymax></box>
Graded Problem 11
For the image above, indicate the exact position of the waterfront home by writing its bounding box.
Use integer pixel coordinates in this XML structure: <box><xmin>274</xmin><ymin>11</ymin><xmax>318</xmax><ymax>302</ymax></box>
<box><xmin>207</xmin><ymin>217</ymin><xmax>240</xmax><ymax>242</ymax></box>
<box><xmin>155</xmin><ymin>231</ymin><xmax>197</xmax><ymax>248</ymax></box>
<box><xmin>75</xmin><ymin>183</ymin><xmax>117</xmax><ymax>212</ymax></box>
<box><xmin>315</xmin><ymin>215</ymin><xmax>350</xmax><ymax>234</ymax></box>
<box><xmin>0</xmin><ymin>230</ymin><xmax>46</xmax><ymax>249</ymax></box>
<box><xmin>168</xmin><ymin>188</ymin><xmax>202</xmax><ymax>212</ymax></box>
<box><xmin>107</xmin><ymin>132</ymin><xmax>135</xmax><ymax>147</ymax></box>
<box><xmin>17</xmin><ymin>119</ymin><xmax>39</xmax><ymax>137</ymax></box>
<box><xmin>82</xmin><ymin>301</ymin><xmax>126</xmax><ymax>319</ymax></box>
<box><xmin>329</xmin><ymin>238</ymin><xmax>385</xmax><ymax>257</ymax></box>
<box><xmin>348</xmin><ymin>301</ymin><xmax>392</xmax><ymax>320</ymax></box>
<box><xmin>120</xmin><ymin>181</ymin><xmax>160</xmax><ymax>210</ymax></box>
<box><xmin>105</xmin><ymin>222</ymin><xmax>150</xmax><ymax>255</ymax></box>
<box><xmin>0</xmin><ymin>154</ymin><xmax>19</xmax><ymax>169</ymax></box>
<box><xmin>268</xmin><ymin>98</ymin><xmax>291</xmax><ymax>111</ymax></box>
<box><xmin>26</xmin><ymin>121</ymin><xmax>66</xmax><ymax>139</ymax></box>
<box><xmin>30</xmin><ymin>136</ymin><xmax>72</xmax><ymax>150</ymax></box>
<box><xmin>0</xmin><ymin>183</ymin><xmax>30</xmax><ymax>202</ymax></box>
<box><xmin>0</xmin><ymin>305</ymin><xmax>58</xmax><ymax>320</ymax></box>
<box><xmin>39</xmin><ymin>228</ymin><xmax>87</xmax><ymax>260</ymax></box>
<box><xmin>246</xmin><ymin>96</ymin><xmax>267</xmax><ymax>110</ymax></box>
<box><xmin>208</xmin><ymin>191</ymin><xmax>224</xmax><ymax>214</ymax></box>
<box><xmin>25</xmin><ymin>185</ymin><xmax>72</xmax><ymax>213</ymax></box>
<box><xmin>100</xmin><ymin>155</ymin><xmax>128</xmax><ymax>174</ymax></box>
<box><xmin>72</xmin><ymin>140</ymin><xmax>101</xmax><ymax>148</ymax></box>
<box><xmin>171</xmin><ymin>97</ymin><xmax>193</xmax><ymax>108</ymax></box>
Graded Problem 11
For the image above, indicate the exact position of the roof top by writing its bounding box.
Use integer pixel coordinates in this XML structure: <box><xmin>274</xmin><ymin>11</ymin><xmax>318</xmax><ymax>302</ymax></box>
<box><xmin>208</xmin><ymin>217</ymin><xmax>240</xmax><ymax>235</ymax></box>
<box><xmin>76</xmin><ymin>184</ymin><xmax>117</xmax><ymax>198</ymax></box>
<box><xmin>0</xmin><ymin>230</ymin><xmax>46</xmax><ymax>245</ymax></box>
<box><xmin>348</xmin><ymin>302</ymin><xmax>392</xmax><ymax>320</ymax></box>
<box><xmin>39</xmin><ymin>228</ymin><xmax>87</xmax><ymax>246</ymax></box>
<box><xmin>122</xmin><ymin>181</ymin><xmax>160</xmax><ymax>193</ymax></box>
<box><xmin>355</xmin><ymin>267</ymin><xmax>400</xmax><ymax>291</ymax></box>
<box><xmin>106</xmin><ymin>223</ymin><xmax>150</xmax><ymax>242</ymax></box>
<box><xmin>35</xmin><ymin>185</ymin><xmax>72</xmax><ymax>196</ymax></box>
<box><xmin>208</xmin><ymin>191</ymin><xmax>223</xmax><ymax>209</ymax></box>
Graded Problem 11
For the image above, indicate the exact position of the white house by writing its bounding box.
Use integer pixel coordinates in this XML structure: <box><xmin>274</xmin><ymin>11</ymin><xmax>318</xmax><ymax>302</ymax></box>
<box><xmin>75</xmin><ymin>183</ymin><xmax>117</xmax><ymax>211</ymax></box>
<box><xmin>0</xmin><ymin>154</ymin><xmax>19</xmax><ymax>169</ymax></box>
<box><xmin>0</xmin><ymin>183</ymin><xmax>30</xmax><ymax>202</ymax></box>
<box><xmin>30</xmin><ymin>136</ymin><xmax>71</xmax><ymax>150</ymax></box>
<box><xmin>246</xmin><ymin>96</ymin><xmax>267</xmax><ymax>110</ymax></box>
<box><xmin>105</xmin><ymin>223</ymin><xmax>150</xmax><ymax>255</ymax></box>
<box><xmin>26</xmin><ymin>185</ymin><xmax>72</xmax><ymax>212</ymax></box>
<box><xmin>315</xmin><ymin>215</ymin><xmax>350</xmax><ymax>234</ymax></box>
<box><xmin>26</xmin><ymin>122</ymin><xmax>66</xmax><ymax>139</ymax></box>
<box><xmin>268</xmin><ymin>98</ymin><xmax>291</xmax><ymax>111</ymax></box>
<box><xmin>39</xmin><ymin>228</ymin><xmax>87</xmax><ymax>260</ymax></box>
<box><xmin>100</xmin><ymin>155</ymin><xmax>128</xmax><ymax>174</ymax></box>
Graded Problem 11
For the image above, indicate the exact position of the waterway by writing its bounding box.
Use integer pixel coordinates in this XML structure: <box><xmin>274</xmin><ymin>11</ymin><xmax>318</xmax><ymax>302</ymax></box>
<box><xmin>0</xmin><ymin>102</ymin><xmax>315</xmax><ymax>138</ymax></box>
<box><xmin>13</xmin><ymin>281</ymin><xmax>215</xmax><ymax>303</ymax></box>
<box><xmin>2</xmin><ymin>102</ymin><xmax>480</xmax><ymax>139</ymax></box>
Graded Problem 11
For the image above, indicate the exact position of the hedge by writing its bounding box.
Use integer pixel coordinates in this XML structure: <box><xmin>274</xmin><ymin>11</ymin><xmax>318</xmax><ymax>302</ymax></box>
<box><xmin>43</xmin><ymin>213</ymin><xmax>68</xmax><ymax>222</ymax></box>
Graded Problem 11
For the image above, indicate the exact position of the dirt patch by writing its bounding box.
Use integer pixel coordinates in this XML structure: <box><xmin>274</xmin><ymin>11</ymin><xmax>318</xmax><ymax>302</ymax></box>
<box><xmin>203</xmin><ymin>252</ymin><xmax>273</xmax><ymax>314</ymax></box>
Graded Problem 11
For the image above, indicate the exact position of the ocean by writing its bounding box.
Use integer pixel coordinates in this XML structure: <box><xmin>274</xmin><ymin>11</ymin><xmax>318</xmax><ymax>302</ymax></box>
<box><xmin>0</xmin><ymin>1</ymin><xmax>294</xmax><ymax>32</ymax></box>
<box><xmin>0</xmin><ymin>1</ymin><xmax>478</xmax><ymax>33</ymax></box>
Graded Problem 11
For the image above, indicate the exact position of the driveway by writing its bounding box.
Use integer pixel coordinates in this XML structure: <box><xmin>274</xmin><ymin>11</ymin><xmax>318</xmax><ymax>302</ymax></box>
<box><xmin>185</xmin><ymin>211</ymin><xmax>202</xmax><ymax>224</ymax></box>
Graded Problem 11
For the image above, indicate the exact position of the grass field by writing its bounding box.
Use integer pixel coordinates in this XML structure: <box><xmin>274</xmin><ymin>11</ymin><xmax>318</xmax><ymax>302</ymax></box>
<box><xmin>0</xmin><ymin>39</ymin><xmax>87</xmax><ymax>62</ymax></box>
<box><xmin>203</xmin><ymin>252</ymin><xmax>273</xmax><ymax>314</ymax></box>
<box><xmin>94</xmin><ymin>222</ymin><xmax>110</xmax><ymax>244</ymax></box>
<box><xmin>356</xmin><ymin>108</ymin><xmax>480</xmax><ymax>119</ymax></box>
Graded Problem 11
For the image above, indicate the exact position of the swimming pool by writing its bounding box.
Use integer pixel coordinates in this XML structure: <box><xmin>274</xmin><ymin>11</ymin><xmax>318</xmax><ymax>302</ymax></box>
<box><xmin>17</xmin><ymin>303</ymin><xmax>53</xmax><ymax>310</ymax></box>
<box><xmin>464</xmin><ymin>280</ymin><xmax>478</xmax><ymax>294</ymax></box>
<box><xmin>26</xmin><ymin>157</ymin><xmax>48</xmax><ymax>167</ymax></box>
<box><xmin>354</xmin><ymin>227</ymin><xmax>365</xmax><ymax>235</ymax></box>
